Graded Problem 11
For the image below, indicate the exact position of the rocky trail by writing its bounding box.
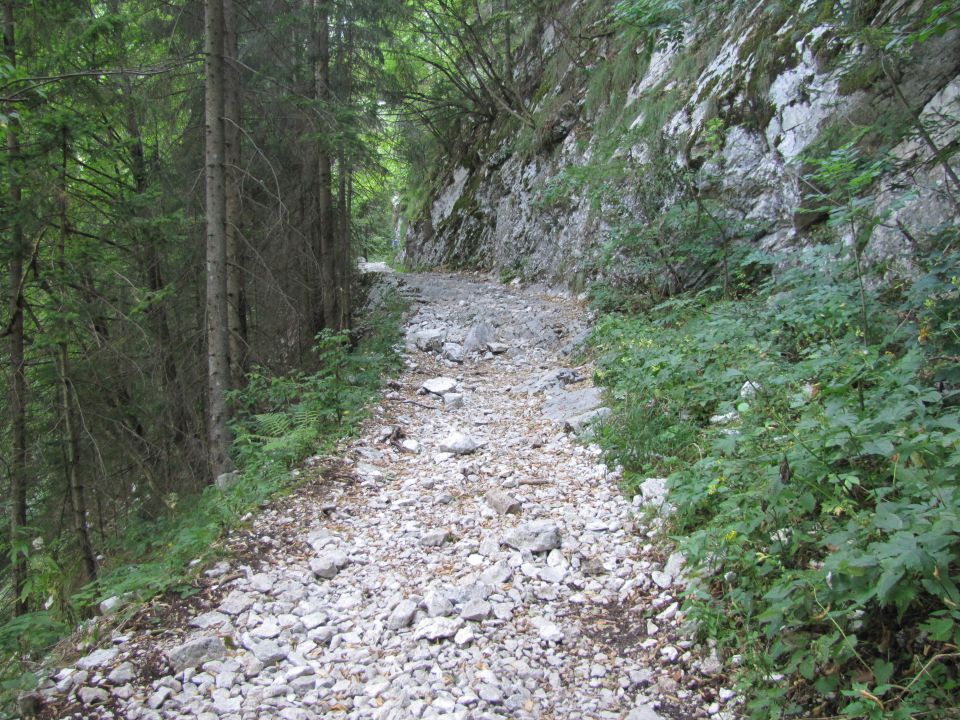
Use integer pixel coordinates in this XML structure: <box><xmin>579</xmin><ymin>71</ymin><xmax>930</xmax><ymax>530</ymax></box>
<box><xmin>41</xmin><ymin>272</ymin><xmax>738</xmax><ymax>720</ymax></box>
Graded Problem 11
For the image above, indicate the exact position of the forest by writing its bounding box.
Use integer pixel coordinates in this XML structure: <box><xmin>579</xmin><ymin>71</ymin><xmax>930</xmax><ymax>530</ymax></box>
<box><xmin>2</xmin><ymin>0</ymin><xmax>960</xmax><ymax>718</ymax></box>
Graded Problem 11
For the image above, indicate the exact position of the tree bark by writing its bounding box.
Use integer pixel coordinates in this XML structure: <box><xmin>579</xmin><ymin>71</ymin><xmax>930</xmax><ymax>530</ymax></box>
<box><xmin>58</xmin><ymin>131</ymin><xmax>97</xmax><ymax>586</ymax></box>
<box><xmin>205</xmin><ymin>0</ymin><xmax>233</xmax><ymax>479</ymax></box>
<box><xmin>224</xmin><ymin>0</ymin><xmax>246</xmax><ymax>381</ymax></box>
<box><xmin>336</xmin><ymin>153</ymin><xmax>351</xmax><ymax>330</ymax></box>
<box><xmin>314</xmin><ymin>0</ymin><xmax>338</xmax><ymax>332</ymax></box>
<box><xmin>503</xmin><ymin>0</ymin><xmax>512</xmax><ymax>83</ymax></box>
<box><xmin>4</xmin><ymin>0</ymin><xmax>28</xmax><ymax>616</ymax></box>
<box><xmin>335</xmin><ymin>19</ymin><xmax>353</xmax><ymax>331</ymax></box>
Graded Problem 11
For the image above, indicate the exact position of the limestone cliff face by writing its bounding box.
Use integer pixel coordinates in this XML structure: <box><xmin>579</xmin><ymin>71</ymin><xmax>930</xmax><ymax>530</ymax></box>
<box><xmin>403</xmin><ymin>0</ymin><xmax>960</xmax><ymax>287</ymax></box>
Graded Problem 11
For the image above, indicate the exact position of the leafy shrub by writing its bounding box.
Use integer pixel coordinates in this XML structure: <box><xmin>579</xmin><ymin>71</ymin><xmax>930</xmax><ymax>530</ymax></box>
<box><xmin>591</xmin><ymin>244</ymin><xmax>960</xmax><ymax>717</ymax></box>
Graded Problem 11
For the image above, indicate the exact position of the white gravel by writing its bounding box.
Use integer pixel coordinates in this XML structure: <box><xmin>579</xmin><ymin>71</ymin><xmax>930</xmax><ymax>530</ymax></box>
<box><xmin>42</xmin><ymin>272</ymin><xmax>741</xmax><ymax>720</ymax></box>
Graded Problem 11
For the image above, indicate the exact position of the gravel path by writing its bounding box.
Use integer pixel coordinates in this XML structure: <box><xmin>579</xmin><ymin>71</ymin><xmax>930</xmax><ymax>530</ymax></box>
<box><xmin>41</xmin><ymin>272</ymin><xmax>738</xmax><ymax>720</ymax></box>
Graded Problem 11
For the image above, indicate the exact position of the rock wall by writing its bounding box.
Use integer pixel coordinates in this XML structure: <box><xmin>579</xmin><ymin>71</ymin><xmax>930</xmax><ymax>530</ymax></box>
<box><xmin>403</xmin><ymin>0</ymin><xmax>960</xmax><ymax>288</ymax></box>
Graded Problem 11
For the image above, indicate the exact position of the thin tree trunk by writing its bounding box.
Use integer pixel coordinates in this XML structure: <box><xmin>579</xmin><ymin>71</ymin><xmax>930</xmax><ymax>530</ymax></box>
<box><xmin>58</xmin><ymin>131</ymin><xmax>97</xmax><ymax>586</ymax></box>
<box><xmin>335</xmin><ymin>21</ymin><xmax>354</xmax><ymax>331</ymax></box>
<box><xmin>314</xmin><ymin>0</ymin><xmax>337</xmax><ymax>331</ymax></box>
<box><xmin>108</xmin><ymin>0</ymin><xmax>194</xmax><ymax>497</ymax></box>
<box><xmin>4</xmin><ymin>0</ymin><xmax>28</xmax><ymax>616</ymax></box>
<box><xmin>503</xmin><ymin>0</ymin><xmax>512</xmax><ymax>83</ymax></box>
<box><xmin>205</xmin><ymin>0</ymin><xmax>233</xmax><ymax>479</ymax></box>
<box><xmin>337</xmin><ymin>153</ymin><xmax>350</xmax><ymax>330</ymax></box>
<box><xmin>123</xmin><ymin>90</ymin><xmax>191</xmax><ymax>453</ymax></box>
<box><xmin>881</xmin><ymin>60</ymin><xmax>960</xmax><ymax>205</ymax></box>
<box><xmin>224</xmin><ymin>0</ymin><xmax>246</xmax><ymax>381</ymax></box>
<box><xmin>344</xmin><ymin>168</ymin><xmax>353</xmax><ymax>328</ymax></box>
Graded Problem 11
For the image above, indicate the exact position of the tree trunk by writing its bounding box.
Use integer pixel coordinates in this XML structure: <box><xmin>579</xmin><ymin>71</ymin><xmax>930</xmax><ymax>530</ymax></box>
<box><xmin>503</xmin><ymin>0</ymin><xmax>512</xmax><ymax>83</ymax></box>
<box><xmin>314</xmin><ymin>0</ymin><xmax>337</xmax><ymax>332</ymax></box>
<box><xmin>58</xmin><ymin>131</ymin><xmax>97</xmax><ymax>586</ymax></box>
<box><xmin>4</xmin><ymin>0</ymin><xmax>28</xmax><ymax>616</ymax></box>
<box><xmin>336</xmin><ymin>153</ymin><xmax>350</xmax><ymax>330</ymax></box>
<box><xmin>224</xmin><ymin>0</ymin><xmax>246</xmax><ymax>381</ymax></box>
<box><xmin>205</xmin><ymin>0</ymin><xmax>233</xmax><ymax>479</ymax></box>
<box><xmin>335</xmin><ymin>20</ymin><xmax>354</xmax><ymax>332</ymax></box>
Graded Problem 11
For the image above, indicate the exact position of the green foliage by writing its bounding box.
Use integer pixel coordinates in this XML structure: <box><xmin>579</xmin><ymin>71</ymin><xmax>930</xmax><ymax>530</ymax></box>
<box><xmin>0</xmin><ymin>285</ymin><xmax>406</xmax><ymax>716</ymax></box>
<box><xmin>591</xmin><ymin>242</ymin><xmax>960</xmax><ymax>717</ymax></box>
<box><xmin>229</xmin><ymin>287</ymin><xmax>407</xmax><ymax>478</ymax></box>
<box><xmin>612</xmin><ymin>0</ymin><xmax>693</xmax><ymax>45</ymax></box>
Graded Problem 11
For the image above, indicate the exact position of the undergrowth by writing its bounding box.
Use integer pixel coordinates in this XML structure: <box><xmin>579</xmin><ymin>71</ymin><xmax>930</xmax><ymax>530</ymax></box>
<box><xmin>0</xmin><ymin>284</ymin><xmax>407</xmax><ymax>717</ymax></box>
<box><xmin>591</xmin><ymin>240</ymin><xmax>960</xmax><ymax>717</ymax></box>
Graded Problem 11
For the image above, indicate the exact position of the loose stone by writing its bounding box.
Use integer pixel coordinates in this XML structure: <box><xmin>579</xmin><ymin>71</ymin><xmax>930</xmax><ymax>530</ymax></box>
<box><xmin>439</xmin><ymin>430</ymin><xmax>482</xmax><ymax>454</ymax></box>
<box><xmin>503</xmin><ymin>521</ymin><xmax>562</xmax><ymax>552</ymax></box>
<box><xmin>485</xmin><ymin>488</ymin><xmax>521</xmax><ymax>515</ymax></box>
<box><xmin>166</xmin><ymin>637</ymin><xmax>227</xmax><ymax>673</ymax></box>
<box><xmin>422</xmin><ymin>377</ymin><xmax>458</xmax><ymax>395</ymax></box>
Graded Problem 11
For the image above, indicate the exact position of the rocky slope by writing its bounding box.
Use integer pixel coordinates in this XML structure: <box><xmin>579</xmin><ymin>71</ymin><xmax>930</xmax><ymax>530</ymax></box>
<box><xmin>35</xmin><ymin>272</ymin><xmax>734</xmax><ymax>720</ymax></box>
<box><xmin>403</xmin><ymin>0</ymin><xmax>960</xmax><ymax>287</ymax></box>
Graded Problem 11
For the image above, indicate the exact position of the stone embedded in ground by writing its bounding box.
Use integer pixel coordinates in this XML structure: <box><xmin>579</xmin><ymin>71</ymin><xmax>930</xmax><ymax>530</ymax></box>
<box><xmin>651</xmin><ymin>570</ymin><xmax>672</xmax><ymax>589</ymax></box>
<box><xmin>98</xmin><ymin>595</ymin><xmax>124</xmax><ymax>615</ymax></box>
<box><xmin>248</xmin><ymin>572</ymin><xmax>274</xmax><ymax>593</ymax></box>
<box><xmin>414</xmin><ymin>329</ymin><xmax>445</xmax><ymax>352</ymax></box>
<box><xmin>420</xmin><ymin>528</ymin><xmax>451</xmax><ymax>547</ymax></box>
<box><xmin>443</xmin><ymin>392</ymin><xmax>464</xmax><ymax>409</ymax></box>
<box><xmin>480</xmin><ymin>561</ymin><xmax>514</xmax><ymax>585</ymax></box>
<box><xmin>539</xmin><ymin>565</ymin><xmax>567</xmax><ymax>583</ymax></box>
<box><xmin>218</xmin><ymin>590</ymin><xmax>254</xmax><ymax>615</ymax></box>
<box><xmin>421</xmin><ymin>377</ymin><xmax>458</xmax><ymax>395</ymax></box>
<box><xmin>628</xmin><ymin>704</ymin><xmax>665</xmax><ymax>720</ymax></box>
<box><xmin>564</xmin><ymin>406</ymin><xmax>612</xmax><ymax>434</ymax></box>
<box><xmin>76</xmin><ymin>647</ymin><xmax>118</xmax><ymax>671</ymax></box>
<box><xmin>638</xmin><ymin>477</ymin><xmax>670</xmax><ymax>509</ymax></box>
<box><xmin>204</xmin><ymin>561</ymin><xmax>230</xmax><ymax>577</ymax></box>
<box><xmin>424</xmin><ymin>591</ymin><xmax>454</xmax><ymax>617</ymax></box>
<box><xmin>413</xmin><ymin>616</ymin><xmax>463</xmax><ymax>641</ymax></box>
<box><xmin>531</xmin><ymin>617</ymin><xmax>564</xmax><ymax>642</ymax></box>
<box><xmin>460</xmin><ymin>599</ymin><xmax>492</xmax><ymax>621</ymax></box>
<box><xmin>503</xmin><ymin>520</ymin><xmax>562</xmax><ymax>552</ymax></box>
<box><xmin>701</xmin><ymin>650</ymin><xmax>723</xmax><ymax>676</ymax></box>
<box><xmin>487</xmin><ymin>342</ymin><xmax>509</xmax><ymax>354</ymax></box>
<box><xmin>78</xmin><ymin>686</ymin><xmax>110</xmax><ymax>705</ymax></box>
<box><xmin>542</xmin><ymin>387</ymin><xmax>605</xmax><ymax>422</ymax></box>
<box><xmin>454</xmin><ymin>626</ymin><xmax>475</xmax><ymax>645</ymax></box>
<box><xmin>107</xmin><ymin>663</ymin><xmax>135</xmax><ymax>685</ymax></box>
<box><xmin>166</xmin><ymin>636</ymin><xmax>227</xmax><ymax>673</ymax></box>
<box><xmin>147</xmin><ymin>686</ymin><xmax>172</xmax><ymax>709</ymax></box>
<box><xmin>251</xmin><ymin>639</ymin><xmax>287</xmax><ymax>665</ymax></box>
<box><xmin>399</xmin><ymin>438</ymin><xmax>420</xmax><ymax>453</ymax></box>
<box><xmin>387</xmin><ymin>599</ymin><xmax>419</xmax><ymax>630</ymax></box>
<box><xmin>485</xmin><ymin>488</ymin><xmax>521</xmax><ymax>515</ymax></box>
<box><xmin>664</xmin><ymin>551</ymin><xmax>686</xmax><ymax>579</ymax></box>
<box><xmin>463</xmin><ymin>321</ymin><xmax>494</xmax><ymax>353</ymax></box>
<box><xmin>442</xmin><ymin>342</ymin><xmax>465</xmax><ymax>362</ymax></box>
<box><xmin>439</xmin><ymin>430</ymin><xmax>481</xmax><ymax>454</ymax></box>
<box><xmin>189</xmin><ymin>611</ymin><xmax>229</xmax><ymax>630</ymax></box>
<box><xmin>215</xmin><ymin>470</ymin><xmax>241</xmax><ymax>492</ymax></box>
<box><xmin>252</xmin><ymin>620</ymin><xmax>281</xmax><ymax>639</ymax></box>
<box><xmin>310</xmin><ymin>550</ymin><xmax>348</xmax><ymax>579</ymax></box>
<box><xmin>356</xmin><ymin>462</ymin><xmax>384</xmax><ymax>481</ymax></box>
<box><xmin>709</xmin><ymin>410</ymin><xmax>739</xmax><ymax>425</ymax></box>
